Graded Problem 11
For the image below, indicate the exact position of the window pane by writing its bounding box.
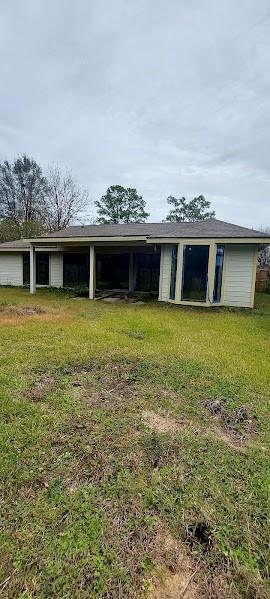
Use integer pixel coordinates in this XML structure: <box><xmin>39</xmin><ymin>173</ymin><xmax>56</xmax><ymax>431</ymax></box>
<box><xmin>36</xmin><ymin>253</ymin><xmax>49</xmax><ymax>285</ymax></box>
<box><xmin>170</xmin><ymin>246</ymin><xmax>178</xmax><ymax>300</ymax></box>
<box><xmin>213</xmin><ymin>246</ymin><xmax>224</xmax><ymax>303</ymax></box>
<box><xmin>182</xmin><ymin>245</ymin><xmax>209</xmax><ymax>302</ymax></box>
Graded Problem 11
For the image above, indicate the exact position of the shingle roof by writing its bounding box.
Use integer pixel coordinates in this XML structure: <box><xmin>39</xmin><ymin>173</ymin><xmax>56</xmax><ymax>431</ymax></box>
<box><xmin>31</xmin><ymin>219</ymin><xmax>268</xmax><ymax>239</ymax></box>
<box><xmin>0</xmin><ymin>220</ymin><xmax>268</xmax><ymax>249</ymax></box>
<box><xmin>0</xmin><ymin>239</ymin><xmax>30</xmax><ymax>250</ymax></box>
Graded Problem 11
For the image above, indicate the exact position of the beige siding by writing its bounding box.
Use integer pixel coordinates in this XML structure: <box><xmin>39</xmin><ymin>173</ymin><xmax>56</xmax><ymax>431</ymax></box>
<box><xmin>0</xmin><ymin>253</ymin><xmax>23</xmax><ymax>286</ymax></box>
<box><xmin>158</xmin><ymin>245</ymin><xmax>172</xmax><ymax>301</ymax></box>
<box><xmin>50</xmin><ymin>253</ymin><xmax>63</xmax><ymax>287</ymax></box>
<box><xmin>222</xmin><ymin>245</ymin><xmax>257</xmax><ymax>308</ymax></box>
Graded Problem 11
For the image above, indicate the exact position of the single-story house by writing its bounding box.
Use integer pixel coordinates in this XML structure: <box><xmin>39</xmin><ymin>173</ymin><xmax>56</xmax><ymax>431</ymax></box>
<box><xmin>0</xmin><ymin>219</ymin><xmax>269</xmax><ymax>308</ymax></box>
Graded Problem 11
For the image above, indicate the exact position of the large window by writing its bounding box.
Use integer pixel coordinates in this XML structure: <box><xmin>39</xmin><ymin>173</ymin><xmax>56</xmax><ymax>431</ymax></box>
<box><xmin>36</xmin><ymin>253</ymin><xmax>49</xmax><ymax>286</ymax></box>
<box><xmin>182</xmin><ymin>245</ymin><xmax>209</xmax><ymax>302</ymax></box>
<box><xmin>213</xmin><ymin>246</ymin><xmax>224</xmax><ymax>303</ymax></box>
<box><xmin>170</xmin><ymin>246</ymin><xmax>178</xmax><ymax>300</ymax></box>
<box><xmin>63</xmin><ymin>253</ymin><xmax>89</xmax><ymax>288</ymax></box>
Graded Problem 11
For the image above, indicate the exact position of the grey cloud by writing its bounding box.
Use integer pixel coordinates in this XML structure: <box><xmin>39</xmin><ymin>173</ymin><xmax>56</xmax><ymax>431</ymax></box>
<box><xmin>0</xmin><ymin>0</ymin><xmax>270</xmax><ymax>227</ymax></box>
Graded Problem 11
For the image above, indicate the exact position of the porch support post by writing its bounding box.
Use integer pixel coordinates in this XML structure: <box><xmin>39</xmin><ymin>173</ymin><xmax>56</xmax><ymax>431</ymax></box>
<box><xmin>175</xmin><ymin>242</ymin><xmax>184</xmax><ymax>302</ymax></box>
<box><xmin>89</xmin><ymin>245</ymin><xmax>95</xmax><ymax>299</ymax></box>
<box><xmin>207</xmin><ymin>242</ymin><xmax>216</xmax><ymax>304</ymax></box>
<box><xmin>129</xmin><ymin>251</ymin><xmax>134</xmax><ymax>292</ymax></box>
<box><xmin>30</xmin><ymin>244</ymin><xmax>36</xmax><ymax>294</ymax></box>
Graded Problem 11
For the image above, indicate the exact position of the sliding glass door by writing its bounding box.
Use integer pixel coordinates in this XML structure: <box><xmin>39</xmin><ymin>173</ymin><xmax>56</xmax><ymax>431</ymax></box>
<box><xmin>181</xmin><ymin>245</ymin><xmax>209</xmax><ymax>302</ymax></box>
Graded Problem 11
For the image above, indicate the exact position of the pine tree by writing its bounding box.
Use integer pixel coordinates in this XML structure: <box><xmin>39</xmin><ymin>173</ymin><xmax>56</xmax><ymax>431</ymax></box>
<box><xmin>165</xmin><ymin>195</ymin><xmax>215</xmax><ymax>222</ymax></box>
<box><xmin>95</xmin><ymin>185</ymin><xmax>149</xmax><ymax>224</ymax></box>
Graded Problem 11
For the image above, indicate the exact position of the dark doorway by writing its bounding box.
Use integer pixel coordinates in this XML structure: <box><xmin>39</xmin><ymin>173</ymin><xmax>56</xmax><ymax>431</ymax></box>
<box><xmin>23</xmin><ymin>253</ymin><xmax>30</xmax><ymax>286</ymax></box>
<box><xmin>134</xmin><ymin>253</ymin><xmax>160</xmax><ymax>292</ymax></box>
<box><xmin>36</xmin><ymin>253</ymin><xmax>49</xmax><ymax>286</ymax></box>
<box><xmin>182</xmin><ymin>245</ymin><xmax>209</xmax><ymax>302</ymax></box>
<box><xmin>96</xmin><ymin>254</ymin><xmax>129</xmax><ymax>290</ymax></box>
<box><xmin>63</xmin><ymin>253</ymin><xmax>89</xmax><ymax>288</ymax></box>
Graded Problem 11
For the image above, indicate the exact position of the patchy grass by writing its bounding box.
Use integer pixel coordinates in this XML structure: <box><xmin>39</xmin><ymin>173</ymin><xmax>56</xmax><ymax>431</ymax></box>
<box><xmin>0</xmin><ymin>288</ymin><xmax>270</xmax><ymax>598</ymax></box>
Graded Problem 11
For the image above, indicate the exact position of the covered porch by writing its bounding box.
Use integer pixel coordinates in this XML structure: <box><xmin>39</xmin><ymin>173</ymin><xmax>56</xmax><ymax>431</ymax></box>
<box><xmin>28</xmin><ymin>242</ymin><xmax>161</xmax><ymax>298</ymax></box>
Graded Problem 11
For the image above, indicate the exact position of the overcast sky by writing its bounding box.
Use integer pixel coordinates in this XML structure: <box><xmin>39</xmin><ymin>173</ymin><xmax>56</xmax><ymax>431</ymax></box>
<box><xmin>0</xmin><ymin>1</ymin><xmax>270</xmax><ymax>228</ymax></box>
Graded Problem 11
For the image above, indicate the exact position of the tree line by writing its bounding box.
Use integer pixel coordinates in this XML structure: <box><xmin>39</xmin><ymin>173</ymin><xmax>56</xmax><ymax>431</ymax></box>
<box><xmin>0</xmin><ymin>153</ymin><xmax>216</xmax><ymax>242</ymax></box>
<box><xmin>0</xmin><ymin>155</ymin><xmax>88</xmax><ymax>242</ymax></box>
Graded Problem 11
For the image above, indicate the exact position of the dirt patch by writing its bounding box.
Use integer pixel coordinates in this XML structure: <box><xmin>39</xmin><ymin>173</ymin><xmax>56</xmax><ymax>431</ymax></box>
<box><xmin>27</xmin><ymin>375</ymin><xmax>55</xmax><ymax>401</ymax></box>
<box><xmin>151</xmin><ymin>529</ymin><xmax>202</xmax><ymax>598</ymax></box>
<box><xmin>0</xmin><ymin>304</ymin><xmax>46</xmax><ymax>316</ymax></box>
<box><xmin>151</xmin><ymin>527</ymin><xmax>233</xmax><ymax>599</ymax></box>
<box><xmin>142</xmin><ymin>410</ymin><xmax>184</xmax><ymax>434</ymax></box>
<box><xmin>152</xmin><ymin>571</ymin><xmax>199</xmax><ymax>598</ymax></box>
<box><xmin>68</xmin><ymin>362</ymin><xmax>140</xmax><ymax>409</ymax></box>
<box><xmin>209</xmin><ymin>426</ymin><xmax>245</xmax><ymax>449</ymax></box>
<box><xmin>205</xmin><ymin>400</ymin><xmax>257</xmax><ymax>448</ymax></box>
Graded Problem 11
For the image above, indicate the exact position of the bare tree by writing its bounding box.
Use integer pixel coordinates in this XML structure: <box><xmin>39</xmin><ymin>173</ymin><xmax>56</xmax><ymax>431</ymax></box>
<box><xmin>0</xmin><ymin>154</ymin><xmax>48</xmax><ymax>238</ymax></box>
<box><xmin>44</xmin><ymin>166</ymin><xmax>89</xmax><ymax>231</ymax></box>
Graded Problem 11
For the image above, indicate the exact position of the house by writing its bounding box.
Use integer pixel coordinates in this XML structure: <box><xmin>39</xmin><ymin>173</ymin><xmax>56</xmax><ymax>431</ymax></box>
<box><xmin>0</xmin><ymin>219</ymin><xmax>269</xmax><ymax>308</ymax></box>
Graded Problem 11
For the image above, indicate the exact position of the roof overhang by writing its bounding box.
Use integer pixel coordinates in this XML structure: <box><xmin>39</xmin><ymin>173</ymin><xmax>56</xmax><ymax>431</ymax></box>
<box><xmin>148</xmin><ymin>237</ymin><xmax>270</xmax><ymax>244</ymax></box>
<box><xmin>20</xmin><ymin>235</ymin><xmax>270</xmax><ymax>246</ymax></box>
<box><xmin>0</xmin><ymin>247</ymin><xmax>30</xmax><ymax>252</ymax></box>
<box><xmin>25</xmin><ymin>235</ymin><xmax>149</xmax><ymax>243</ymax></box>
<box><xmin>24</xmin><ymin>235</ymin><xmax>270</xmax><ymax>244</ymax></box>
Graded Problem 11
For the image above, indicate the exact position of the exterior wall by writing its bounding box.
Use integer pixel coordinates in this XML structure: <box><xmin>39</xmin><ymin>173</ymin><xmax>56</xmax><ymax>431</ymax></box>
<box><xmin>0</xmin><ymin>252</ymin><xmax>23</xmax><ymax>286</ymax></box>
<box><xmin>50</xmin><ymin>252</ymin><xmax>63</xmax><ymax>287</ymax></box>
<box><xmin>222</xmin><ymin>244</ymin><xmax>257</xmax><ymax>308</ymax></box>
<box><xmin>0</xmin><ymin>243</ymin><xmax>258</xmax><ymax>309</ymax></box>
<box><xmin>158</xmin><ymin>245</ymin><xmax>172</xmax><ymax>301</ymax></box>
<box><xmin>158</xmin><ymin>243</ymin><xmax>258</xmax><ymax>308</ymax></box>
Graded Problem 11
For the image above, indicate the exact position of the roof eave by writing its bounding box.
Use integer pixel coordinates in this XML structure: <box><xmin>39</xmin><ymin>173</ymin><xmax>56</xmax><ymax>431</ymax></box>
<box><xmin>148</xmin><ymin>236</ymin><xmax>270</xmax><ymax>244</ymax></box>
<box><xmin>24</xmin><ymin>235</ymin><xmax>149</xmax><ymax>243</ymax></box>
<box><xmin>0</xmin><ymin>246</ymin><xmax>30</xmax><ymax>252</ymax></box>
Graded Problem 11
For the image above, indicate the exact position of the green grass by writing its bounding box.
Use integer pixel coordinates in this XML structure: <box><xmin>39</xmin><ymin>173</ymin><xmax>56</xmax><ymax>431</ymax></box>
<box><xmin>0</xmin><ymin>288</ymin><xmax>270</xmax><ymax>598</ymax></box>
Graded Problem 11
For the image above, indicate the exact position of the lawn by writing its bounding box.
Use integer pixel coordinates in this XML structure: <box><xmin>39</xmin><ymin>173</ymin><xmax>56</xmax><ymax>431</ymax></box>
<box><xmin>0</xmin><ymin>288</ymin><xmax>269</xmax><ymax>598</ymax></box>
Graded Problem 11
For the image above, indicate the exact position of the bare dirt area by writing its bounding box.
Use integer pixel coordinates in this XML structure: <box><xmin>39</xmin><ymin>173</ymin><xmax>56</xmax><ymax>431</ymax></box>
<box><xmin>68</xmin><ymin>362</ymin><xmax>140</xmax><ymax>409</ymax></box>
<box><xmin>26</xmin><ymin>374</ymin><xmax>56</xmax><ymax>401</ymax></box>
<box><xmin>205</xmin><ymin>399</ymin><xmax>258</xmax><ymax>449</ymax></box>
<box><xmin>142</xmin><ymin>410</ymin><xmax>185</xmax><ymax>434</ymax></box>
<box><xmin>150</xmin><ymin>528</ymin><xmax>202</xmax><ymax>599</ymax></box>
